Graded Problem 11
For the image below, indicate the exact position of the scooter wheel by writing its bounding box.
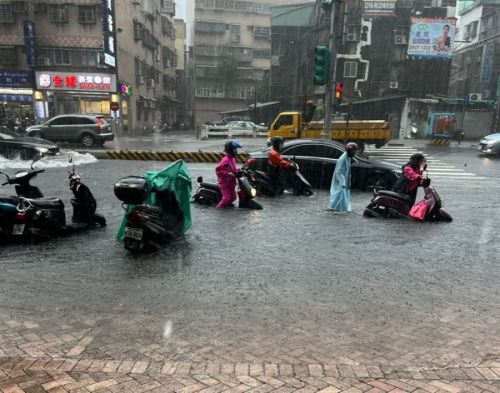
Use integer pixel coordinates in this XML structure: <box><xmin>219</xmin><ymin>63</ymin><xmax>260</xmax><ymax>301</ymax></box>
<box><xmin>124</xmin><ymin>238</ymin><xmax>143</xmax><ymax>253</ymax></box>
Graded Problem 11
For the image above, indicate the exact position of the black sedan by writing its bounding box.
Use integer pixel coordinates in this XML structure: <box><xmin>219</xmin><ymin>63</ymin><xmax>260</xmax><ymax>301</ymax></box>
<box><xmin>0</xmin><ymin>127</ymin><xmax>60</xmax><ymax>160</ymax></box>
<box><xmin>247</xmin><ymin>139</ymin><xmax>402</xmax><ymax>190</ymax></box>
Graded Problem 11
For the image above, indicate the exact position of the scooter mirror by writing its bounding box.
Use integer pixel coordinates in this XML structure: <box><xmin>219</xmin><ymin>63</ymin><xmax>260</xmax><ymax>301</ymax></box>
<box><xmin>31</xmin><ymin>153</ymin><xmax>43</xmax><ymax>169</ymax></box>
<box><xmin>423</xmin><ymin>164</ymin><xmax>428</xmax><ymax>171</ymax></box>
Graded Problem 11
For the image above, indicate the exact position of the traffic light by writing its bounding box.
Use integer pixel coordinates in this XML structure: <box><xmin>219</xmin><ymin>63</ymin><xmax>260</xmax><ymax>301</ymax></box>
<box><xmin>335</xmin><ymin>82</ymin><xmax>343</xmax><ymax>106</ymax></box>
<box><xmin>313</xmin><ymin>46</ymin><xmax>330</xmax><ymax>86</ymax></box>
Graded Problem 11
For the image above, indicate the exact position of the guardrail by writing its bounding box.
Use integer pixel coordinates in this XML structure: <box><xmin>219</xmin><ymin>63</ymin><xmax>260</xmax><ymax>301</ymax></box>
<box><xmin>91</xmin><ymin>150</ymin><xmax>248</xmax><ymax>163</ymax></box>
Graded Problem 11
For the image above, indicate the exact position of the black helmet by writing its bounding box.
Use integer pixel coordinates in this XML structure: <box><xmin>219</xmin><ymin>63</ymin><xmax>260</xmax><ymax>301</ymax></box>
<box><xmin>270</xmin><ymin>136</ymin><xmax>284</xmax><ymax>153</ymax></box>
<box><xmin>410</xmin><ymin>153</ymin><xmax>425</xmax><ymax>162</ymax></box>
<box><xmin>224</xmin><ymin>139</ymin><xmax>242</xmax><ymax>157</ymax></box>
<box><xmin>345</xmin><ymin>142</ymin><xmax>358</xmax><ymax>157</ymax></box>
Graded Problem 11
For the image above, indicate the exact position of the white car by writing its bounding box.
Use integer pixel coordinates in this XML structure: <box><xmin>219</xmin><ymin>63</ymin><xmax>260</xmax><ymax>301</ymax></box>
<box><xmin>207</xmin><ymin>121</ymin><xmax>267</xmax><ymax>137</ymax></box>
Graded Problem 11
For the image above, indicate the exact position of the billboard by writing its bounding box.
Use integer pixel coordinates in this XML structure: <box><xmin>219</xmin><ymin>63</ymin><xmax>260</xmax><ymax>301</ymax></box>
<box><xmin>35</xmin><ymin>71</ymin><xmax>116</xmax><ymax>92</ymax></box>
<box><xmin>408</xmin><ymin>18</ymin><xmax>456</xmax><ymax>58</ymax></box>
<box><xmin>102</xmin><ymin>0</ymin><xmax>117</xmax><ymax>67</ymax></box>
<box><xmin>0</xmin><ymin>70</ymin><xmax>33</xmax><ymax>88</ymax></box>
<box><xmin>363</xmin><ymin>0</ymin><xmax>396</xmax><ymax>17</ymax></box>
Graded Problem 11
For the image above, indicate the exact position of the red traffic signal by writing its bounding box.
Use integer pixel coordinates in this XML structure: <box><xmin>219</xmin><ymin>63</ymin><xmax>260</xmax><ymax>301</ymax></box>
<box><xmin>335</xmin><ymin>82</ymin><xmax>343</xmax><ymax>100</ymax></box>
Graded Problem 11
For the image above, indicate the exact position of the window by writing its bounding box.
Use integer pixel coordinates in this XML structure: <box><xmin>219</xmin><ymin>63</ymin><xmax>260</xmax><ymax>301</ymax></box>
<box><xmin>48</xmin><ymin>4</ymin><xmax>68</xmax><ymax>23</ymax></box>
<box><xmin>325</xmin><ymin>146</ymin><xmax>343</xmax><ymax>159</ymax></box>
<box><xmin>254</xmin><ymin>27</ymin><xmax>270</xmax><ymax>38</ymax></box>
<box><xmin>195</xmin><ymin>0</ymin><xmax>215</xmax><ymax>9</ymax></box>
<box><xmin>347</xmin><ymin>25</ymin><xmax>360</xmax><ymax>41</ymax></box>
<box><xmin>470</xmin><ymin>21</ymin><xmax>478</xmax><ymax>39</ymax></box>
<box><xmin>253</xmin><ymin>48</ymin><xmax>270</xmax><ymax>58</ymax></box>
<box><xmin>50</xmin><ymin>117</ymin><xmax>69</xmax><ymax>126</ymax></box>
<box><xmin>162</xmin><ymin>17</ymin><xmax>174</xmax><ymax>37</ymax></box>
<box><xmin>134</xmin><ymin>20</ymin><xmax>144</xmax><ymax>41</ymax></box>
<box><xmin>54</xmin><ymin>49</ymin><xmax>71</xmax><ymax>65</ymax></box>
<box><xmin>273</xmin><ymin>114</ymin><xmax>293</xmax><ymax>129</ymax></box>
<box><xmin>0</xmin><ymin>4</ymin><xmax>14</xmax><ymax>23</ymax></box>
<box><xmin>78</xmin><ymin>6</ymin><xmax>95</xmax><ymax>24</ymax></box>
<box><xmin>195</xmin><ymin>21</ymin><xmax>226</xmax><ymax>34</ymax></box>
<box><xmin>344</xmin><ymin>61</ymin><xmax>358</xmax><ymax>78</ymax></box>
<box><xmin>0</xmin><ymin>47</ymin><xmax>17</xmax><ymax>65</ymax></box>
<box><xmin>81</xmin><ymin>51</ymin><xmax>97</xmax><ymax>66</ymax></box>
<box><xmin>230</xmin><ymin>24</ymin><xmax>240</xmax><ymax>43</ymax></box>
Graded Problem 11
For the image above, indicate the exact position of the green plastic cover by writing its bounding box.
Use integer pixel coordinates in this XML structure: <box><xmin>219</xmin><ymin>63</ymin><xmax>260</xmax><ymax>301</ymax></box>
<box><xmin>117</xmin><ymin>160</ymin><xmax>192</xmax><ymax>240</ymax></box>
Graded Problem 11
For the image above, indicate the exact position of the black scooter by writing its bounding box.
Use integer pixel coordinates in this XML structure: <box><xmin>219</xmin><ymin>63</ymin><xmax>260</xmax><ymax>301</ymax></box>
<box><xmin>192</xmin><ymin>165</ymin><xmax>263</xmax><ymax>209</ymax></box>
<box><xmin>0</xmin><ymin>155</ymin><xmax>105</xmax><ymax>241</ymax></box>
<box><xmin>114</xmin><ymin>176</ymin><xmax>185</xmax><ymax>253</ymax></box>
<box><xmin>245</xmin><ymin>158</ymin><xmax>313</xmax><ymax>197</ymax></box>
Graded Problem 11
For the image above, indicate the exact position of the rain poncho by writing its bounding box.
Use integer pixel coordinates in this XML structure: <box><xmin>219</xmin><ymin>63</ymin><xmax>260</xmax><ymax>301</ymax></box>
<box><xmin>215</xmin><ymin>154</ymin><xmax>238</xmax><ymax>208</ymax></box>
<box><xmin>117</xmin><ymin>160</ymin><xmax>192</xmax><ymax>240</ymax></box>
<box><xmin>328</xmin><ymin>151</ymin><xmax>352</xmax><ymax>212</ymax></box>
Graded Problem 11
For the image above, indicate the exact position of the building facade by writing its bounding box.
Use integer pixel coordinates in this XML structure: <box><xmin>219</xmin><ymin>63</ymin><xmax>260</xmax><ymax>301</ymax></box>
<box><xmin>0</xmin><ymin>0</ymin><xmax>178</xmax><ymax>135</ymax></box>
<box><xmin>448</xmin><ymin>0</ymin><xmax>500</xmax><ymax>101</ymax></box>
<box><xmin>191</xmin><ymin>0</ymin><xmax>274</xmax><ymax>124</ymax></box>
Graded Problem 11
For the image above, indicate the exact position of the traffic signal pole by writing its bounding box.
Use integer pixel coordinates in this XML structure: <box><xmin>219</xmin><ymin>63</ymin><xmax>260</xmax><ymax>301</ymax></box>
<box><xmin>322</xmin><ymin>1</ymin><xmax>337</xmax><ymax>140</ymax></box>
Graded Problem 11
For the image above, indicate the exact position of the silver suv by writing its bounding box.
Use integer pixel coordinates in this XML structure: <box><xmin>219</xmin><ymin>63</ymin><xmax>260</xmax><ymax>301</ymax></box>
<box><xmin>27</xmin><ymin>114</ymin><xmax>114</xmax><ymax>148</ymax></box>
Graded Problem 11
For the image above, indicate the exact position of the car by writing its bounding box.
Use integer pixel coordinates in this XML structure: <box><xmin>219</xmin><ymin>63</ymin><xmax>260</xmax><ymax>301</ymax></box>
<box><xmin>247</xmin><ymin>139</ymin><xmax>402</xmax><ymax>190</ymax></box>
<box><xmin>26</xmin><ymin>114</ymin><xmax>114</xmax><ymax>148</ymax></box>
<box><xmin>0</xmin><ymin>127</ymin><xmax>60</xmax><ymax>160</ymax></box>
<box><xmin>208</xmin><ymin>121</ymin><xmax>267</xmax><ymax>137</ymax></box>
<box><xmin>478</xmin><ymin>133</ymin><xmax>500</xmax><ymax>155</ymax></box>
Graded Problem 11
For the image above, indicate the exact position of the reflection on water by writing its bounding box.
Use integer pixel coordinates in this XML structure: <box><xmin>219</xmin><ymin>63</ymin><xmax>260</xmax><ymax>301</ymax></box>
<box><xmin>0</xmin><ymin>151</ymin><xmax>97</xmax><ymax>169</ymax></box>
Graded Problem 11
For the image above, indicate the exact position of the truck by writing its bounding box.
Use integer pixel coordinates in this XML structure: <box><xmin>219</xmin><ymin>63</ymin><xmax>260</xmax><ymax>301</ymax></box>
<box><xmin>268</xmin><ymin>111</ymin><xmax>391</xmax><ymax>153</ymax></box>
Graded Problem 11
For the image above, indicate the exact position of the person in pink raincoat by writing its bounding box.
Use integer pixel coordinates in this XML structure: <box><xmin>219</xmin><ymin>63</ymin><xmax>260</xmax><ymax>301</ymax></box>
<box><xmin>215</xmin><ymin>140</ymin><xmax>242</xmax><ymax>208</ymax></box>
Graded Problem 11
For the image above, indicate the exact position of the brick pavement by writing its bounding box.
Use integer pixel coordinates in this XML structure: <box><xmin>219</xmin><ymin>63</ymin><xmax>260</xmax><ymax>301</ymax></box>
<box><xmin>0</xmin><ymin>319</ymin><xmax>499</xmax><ymax>392</ymax></box>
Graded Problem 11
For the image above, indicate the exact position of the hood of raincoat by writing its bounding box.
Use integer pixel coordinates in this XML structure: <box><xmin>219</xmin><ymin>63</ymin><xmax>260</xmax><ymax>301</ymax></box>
<box><xmin>117</xmin><ymin>160</ymin><xmax>192</xmax><ymax>240</ymax></box>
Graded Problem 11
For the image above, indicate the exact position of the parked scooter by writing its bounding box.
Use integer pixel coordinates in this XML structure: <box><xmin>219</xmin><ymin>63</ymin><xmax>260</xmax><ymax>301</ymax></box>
<box><xmin>192</xmin><ymin>164</ymin><xmax>263</xmax><ymax>209</ymax></box>
<box><xmin>245</xmin><ymin>158</ymin><xmax>313</xmax><ymax>197</ymax></box>
<box><xmin>363</xmin><ymin>166</ymin><xmax>452</xmax><ymax>222</ymax></box>
<box><xmin>0</xmin><ymin>155</ymin><xmax>106</xmax><ymax>241</ymax></box>
<box><xmin>114</xmin><ymin>160</ymin><xmax>191</xmax><ymax>253</ymax></box>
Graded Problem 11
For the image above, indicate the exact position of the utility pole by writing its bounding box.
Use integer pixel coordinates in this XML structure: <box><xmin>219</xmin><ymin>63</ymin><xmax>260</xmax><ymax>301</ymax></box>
<box><xmin>322</xmin><ymin>0</ymin><xmax>337</xmax><ymax>140</ymax></box>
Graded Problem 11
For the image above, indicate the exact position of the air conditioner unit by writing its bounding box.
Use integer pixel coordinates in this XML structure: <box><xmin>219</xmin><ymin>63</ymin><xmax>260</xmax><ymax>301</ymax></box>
<box><xmin>34</xmin><ymin>3</ymin><xmax>47</xmax><ymax>13</ymax></box>
<box><xmin>148</xmin><ymin>79</ymin><xmax>156</xmax><ymax>88</ymax></box>
<box><xmin>469</xmin><ymin>93</ymin><xmax>482</xmax><ymax>101</ymax></box>
<box><xmin>389</xmin><ymin>81</ymin><xmax>399</xmax><ymax>89</ymax></box>
<box><xmin>38</xmin><ymin>56</ymin><xmax>50</xmax><ymax>66</ymax></box>
<box><xmin>395</xmin><ymin>35</ymin><xmax>407</xmax><ymax>45</ymax></box>
<box><xmin>137</xmin><ymin>75</ymin><xmax>145</xmax><ymax>85</ymax></box>
<box><xmin>347</xmin><ymin>33</ymin><xmax>358</xmax><ymax>41</ymax></box>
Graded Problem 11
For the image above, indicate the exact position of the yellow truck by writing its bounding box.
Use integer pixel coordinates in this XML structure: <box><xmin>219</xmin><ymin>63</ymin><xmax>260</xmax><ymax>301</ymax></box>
<box><xmin>268</xmin><ymin>111</ymin><xmax>391</xmax><ymax>152</ymax></box>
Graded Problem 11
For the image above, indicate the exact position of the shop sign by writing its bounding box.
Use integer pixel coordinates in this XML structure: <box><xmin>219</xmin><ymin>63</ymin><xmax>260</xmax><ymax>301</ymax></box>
<box><xmin>23</xmin><ymin>20</ymin><xmax>36</xmax><ymax>68</ymax></box>
<box><xmin>408</xmin><ymin>18</ymin><xmax>456</xmax><ymax>59</ymax></box>
<box><xmin>102</xmin><ymin>0</ymin><xmax>117</xmax><ymax>68</ymax></box>
<box><xmin>0</xmin><ymin>70</ymin><xmax>33</xmax><ymax>88</ymax></box>
<box><xmin>480</xmin><ymin>42</ymin><xmax>495</xmax><ymax>89</ymax></box>
<box><xmin>363</xmin><ymin>0</ymin><xmax>396</xmax><ymax>17</ymax></box>
<box><xmin>120</xmin><ymin>83</ymin><xmax>132</xmax><ymax>96</ymax></box>
<box><xmin>0</xmin><ymin>94</ymin><xmax>32</xmax><ymax>102</ymax></box>
<box><xmin>35</xmin><ymin>71</ymin><xmax>117</xmax><ymax>92</ymax></box>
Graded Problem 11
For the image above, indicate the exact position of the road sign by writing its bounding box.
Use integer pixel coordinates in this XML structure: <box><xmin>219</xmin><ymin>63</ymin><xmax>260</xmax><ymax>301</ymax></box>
<box><xmin>110</xmin><ymin>102</ymin><xmax>119</xmax><ymax>111</ymax></box>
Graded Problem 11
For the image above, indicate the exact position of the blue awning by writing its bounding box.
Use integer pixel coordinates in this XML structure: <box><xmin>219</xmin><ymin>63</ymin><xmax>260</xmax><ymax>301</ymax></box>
<box><xmin>0</xmin><ymin>94</ymin><xmax>32</xmax><ymax>102</ymax></box>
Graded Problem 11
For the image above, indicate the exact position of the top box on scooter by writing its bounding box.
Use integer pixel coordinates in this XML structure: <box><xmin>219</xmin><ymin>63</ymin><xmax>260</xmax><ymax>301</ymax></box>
<box><xmin>114</xmin><ymin>176</ymin><xmax>148</xmax><ymax>205</ymax></box>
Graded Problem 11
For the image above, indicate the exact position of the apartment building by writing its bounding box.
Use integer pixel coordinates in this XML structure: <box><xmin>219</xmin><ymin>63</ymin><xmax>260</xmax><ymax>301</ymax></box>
<box><xmin>191</xmin><ymin>0</ymin><xmax>275</xmax><ymax>124</ymax></box>
<box><xmin>0</xmin><ymin>0</ymin><xmax>178</xmax><ymax>134</ymax></box>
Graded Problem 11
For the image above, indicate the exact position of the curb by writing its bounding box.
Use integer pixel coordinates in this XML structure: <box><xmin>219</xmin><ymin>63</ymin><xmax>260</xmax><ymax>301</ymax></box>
<box><xmin>79</xmin><ymin>150</ymin><xmax>248</xmax><ymax>163</ymax></box>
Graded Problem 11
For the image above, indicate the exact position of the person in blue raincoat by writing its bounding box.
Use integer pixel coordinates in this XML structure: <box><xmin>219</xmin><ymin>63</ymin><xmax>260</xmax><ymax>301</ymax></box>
<box><xmin>328</xmin><ymin>142</ymin><xmax>358</xmax><ymax>212</ymax></box>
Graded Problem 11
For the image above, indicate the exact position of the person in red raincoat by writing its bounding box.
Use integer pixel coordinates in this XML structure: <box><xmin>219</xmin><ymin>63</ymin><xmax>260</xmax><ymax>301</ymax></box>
<box><xmin>266</xmin><ymin>136</ymin><xmax>295</xmax><ymax>195</ymax></box>
<box><xmin>215</xmin><ymin>140</ymin><xmax>242</xmax><ymax>208</ymax></box>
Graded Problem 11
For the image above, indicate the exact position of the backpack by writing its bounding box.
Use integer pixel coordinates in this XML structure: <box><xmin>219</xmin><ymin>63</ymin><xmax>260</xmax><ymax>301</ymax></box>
<box><xmin>391</xmin><ymin>165</ymin><xmax>409</xmax><ymax>193</ymax></box>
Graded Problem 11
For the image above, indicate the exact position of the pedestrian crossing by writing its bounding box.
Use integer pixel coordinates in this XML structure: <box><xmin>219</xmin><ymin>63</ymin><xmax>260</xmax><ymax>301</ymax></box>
<box><xmin>364</xmin><ymin>145</ymin><xmax>487</xmax><ymax>181</ymax></box>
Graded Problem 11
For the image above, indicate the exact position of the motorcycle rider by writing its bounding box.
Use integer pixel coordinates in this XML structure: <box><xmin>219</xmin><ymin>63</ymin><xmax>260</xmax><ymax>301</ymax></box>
<box><xmin>392</xmin><ymin>152</ymin><xmax>426</xmax><ymax>206</ymax></box>
<box><xmin>215</xmin><ymin>140</ymin><xmax>242</xmax><ymax>208</ymax></box>
<box><xmin>267</xmin><ymin>136</ymin><xmax>295</xmax><ymax>195</ymax></box>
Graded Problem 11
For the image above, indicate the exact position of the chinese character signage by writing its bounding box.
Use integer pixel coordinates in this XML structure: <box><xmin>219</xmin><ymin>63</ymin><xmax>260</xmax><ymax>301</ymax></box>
<box><xmin>35</xmin><ymin>71</ymin><xmax>117</xmax><ymax>92</ymax></box>
<box><xmin>363</xmin><ymin>0</ymin><xmax>396</xmax><ymax>17</ymax></box>
<box><xmin>480</xmin><ymin>42</ymin><xmax>495</xmax><ymax>88</ymax></box>
<box><xmin>408</xmin><ymin>18</ymin><xmax>456</xmax><ymax>58</ymax></box>
<box><xmin>23</xmin><ymin>21</ymin><xmax>36</xmax><ymax>68</ymax></box>
<box><xmin>0</xmin><ymin>70</ymin><xmax>33</xmax><ymax>88</ymax></box>
<box><xmin>102</xmin><ymin>0</ymin><xmax>117</xmax><ymax>68</ymax></box>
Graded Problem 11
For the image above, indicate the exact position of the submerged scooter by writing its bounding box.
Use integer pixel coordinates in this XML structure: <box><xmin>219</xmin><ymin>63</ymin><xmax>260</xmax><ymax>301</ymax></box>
<box><xmin>363</xmin><ymin>165</ymin><xmax>452</xmax><ymax>222</ymax></box>
<box><xmin>0</xmin><ymin>155</ymin><xmax>106</xmax><ymax>241</ymax></box>
<box><xmin>192</xmin><ymin>164</ymin><xmax>263</xmax><ymax>209</ymax></box>
<box><xmin>245</xmin><ymin>158</ymin><xmax>313</xmax><ymax>197</ymax></box>
<box><xmin>114</xmin><ymin>160</ymin><xmax>190</xmax><ymax>253</ymax></box>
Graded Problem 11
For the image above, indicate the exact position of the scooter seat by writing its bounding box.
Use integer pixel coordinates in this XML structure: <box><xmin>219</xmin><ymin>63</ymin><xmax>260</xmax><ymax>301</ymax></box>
<box><xmin>200</xmin><ymin>182</ymin><xmax>219</xmax><ymax>191</ymax></box>
<box><xmin>135</xmin><ymin>204</ymin><xmax>163</xmax><ymax>215</ymax></box>
<box><xmin>377</xmin><ymin>190</ymin><xmax>411</xmax><ymax>202</ymax></box>
<box><xmin>24</xmin><ymin>198</ymin><xmax>64</xmax><ymax>209</ymax></box>
<box><xmin>0</xmin><ymin>196</ymin><xmax>20</xmax><ymax>205</ymax></box>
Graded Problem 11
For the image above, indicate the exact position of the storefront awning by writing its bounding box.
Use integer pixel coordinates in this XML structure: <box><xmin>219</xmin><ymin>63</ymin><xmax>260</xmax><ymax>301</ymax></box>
<box><xmin>162</xmin><ymin>95</ymin><xmax>183</xmax><ymax>104</ymax></box>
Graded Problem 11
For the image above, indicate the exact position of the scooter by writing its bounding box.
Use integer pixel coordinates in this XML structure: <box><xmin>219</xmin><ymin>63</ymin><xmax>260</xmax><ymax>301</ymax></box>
<box><xmin>114</xmin><ymin>176</ymin><xmax>185</xmax><ymax>253</ymax></box>
<box><xmin>192</xmin><ymin>165</ymin><xmax>263</xmax><ymax>209</ymax></box>
<box><xmin>0</xmin><ymin>155</ymin><xmax>106</xmax><ymax>241</ymax></box>
<box><xmin>245</xmin><ymin>158</ymin><xmax>313</xmax><ymax>197</ymax></box>
<box><xmin>363</xmin><ymin>167</ymin><xmax>452</xmax><ymax>222</ymax></box>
